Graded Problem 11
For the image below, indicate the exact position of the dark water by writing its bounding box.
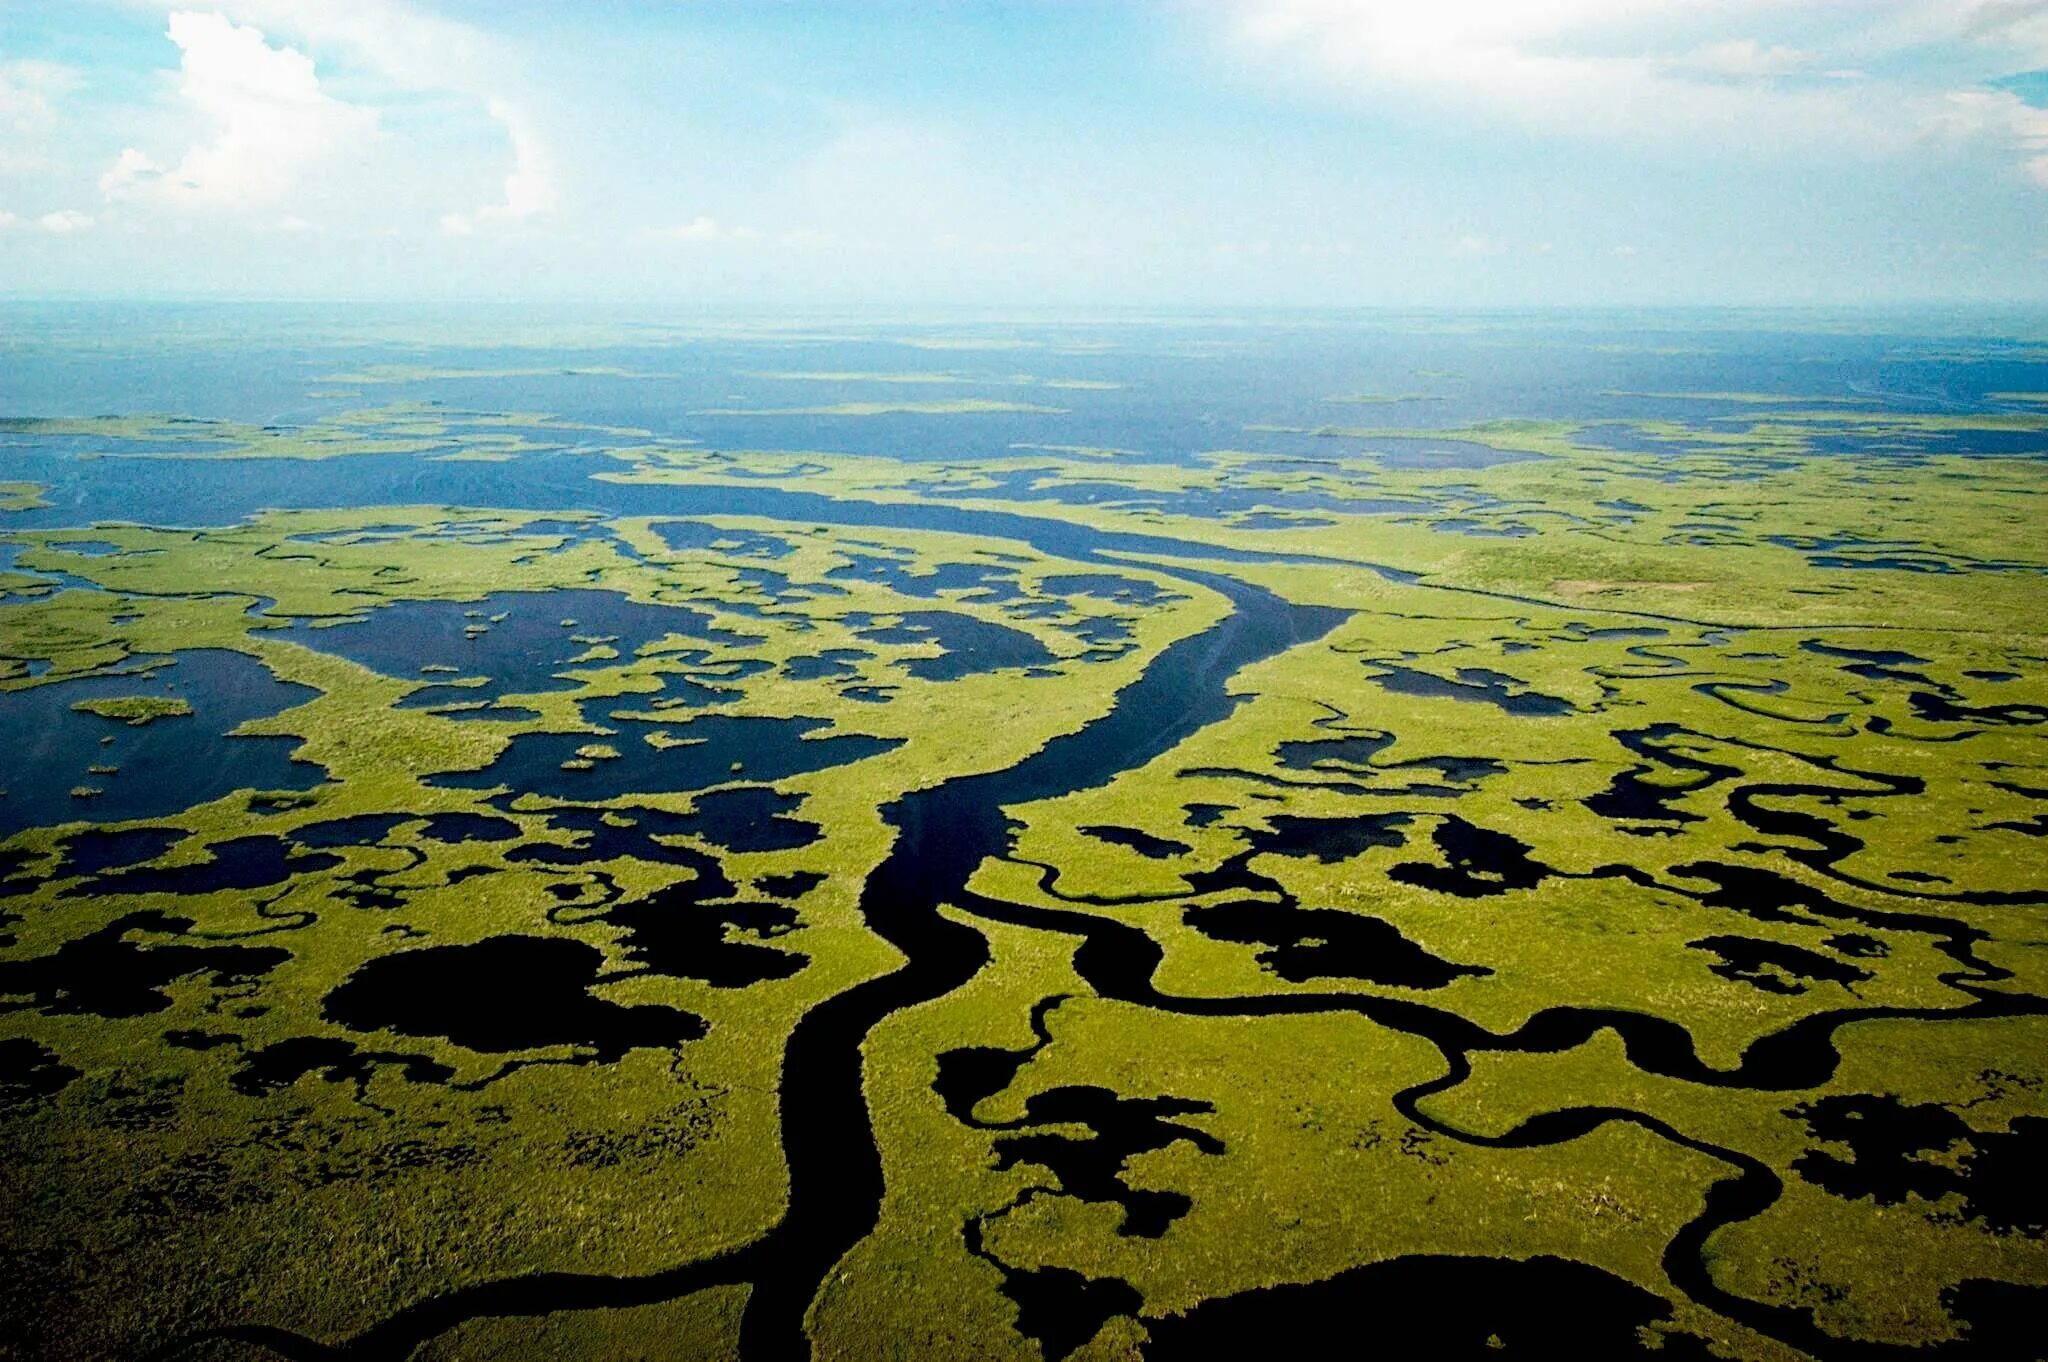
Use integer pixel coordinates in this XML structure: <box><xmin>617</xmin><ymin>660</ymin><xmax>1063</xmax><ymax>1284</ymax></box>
<box><xmin>848</xmin><ymin>610</ymin><xmax>1058</xmax><ymax>679</ymax></box>
<box><xmin>269</xmin><ymin>589</ymin><xmax>747</xmax><ymax>709</ymax></box>
<box><xmin>0</xmin><ymin>649</ymin><xmax>324</xmax><ymax>837</ymax></box>
<box><xmin>428</xmin><ymin>714</ymin><xmax>901</xmax><ymax>802</ymax></box>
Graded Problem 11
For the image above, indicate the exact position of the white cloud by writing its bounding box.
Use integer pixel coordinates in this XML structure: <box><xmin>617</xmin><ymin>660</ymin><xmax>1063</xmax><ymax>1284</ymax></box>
<box><xmin>1930</xmin><ymin>90</ymin><xmax>2048</xmax><ymax>187</ymax></box>
<box><xmin>0</xmin><ymin>58</ymin><xmax>80</xmax><ymax>175</ymax></box>
<box><xmin>646</xmin><ymin>216</ymin><xmax>759</xmax><ymax>242</ymax></box>
<box><xmin>0</xmin><ymin>211</ymin><xmax>18</xmax><ymax>229</ymax></box>
<box><xmin>661</xmin><ymin>216</ymin><xmax>727</xmax><ymax>240</ymax></box>
<box><xmin>438</xmin><ymin>97</ymin><xmax>557</xmax><ymax>234</ymax></box>
<box><xmin>98</xmin><ymin>147</ymin><xmax>157</xmax><ymax>199</ymax></box>
<box><xmin>100</xmin><ymin>11</ymin><xmax>376</xmax><ymax>209</ymax></box>
<box><xmin>37</xmin><ymin>209</ymin><xmax>94</xmax><ymax>233</ymax></box>
<box><xmin>1447</xmin><ymin>232</ymin><xmax>1507</xmax><ymax>257</ymax></box>
<box><xmin>1676</xmin><ymin>39</ymin><xmax>1810</xmax><ymax>79</ymax></box>
<box><xmin>1216</xmin><ymin>2</ymin><xmax>1865</xmax><ymax>141</ymax></box>
<box><xmin>1212</xmin><ymin>1</ymin><xmax>2048</xmax><ymax>178</ymax></box>
<box><xmin>189</xmin><ymin>0</ymin><xmax>558</xmax><ymax>232</ymax></box>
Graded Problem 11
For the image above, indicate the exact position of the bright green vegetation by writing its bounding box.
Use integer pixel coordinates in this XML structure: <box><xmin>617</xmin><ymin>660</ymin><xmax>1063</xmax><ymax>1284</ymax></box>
<box><xmin>67</xmin><ymin>695</ymin><xmax>192</xmax><ymax>724</ymax></box>
<box><xmin>600</xmin><ymin>407</ymin><xmax>2048</xmax><ymax>631</ymax></box>
<box><xmin>0</xmin><ymin>482</ymin><xmax>48</xmax><ymax>512</ymax></box>
<box><xmin>0</xmin><ymin>390</ymin><xmax>2043</xmax><ymax>1361</ymax></box>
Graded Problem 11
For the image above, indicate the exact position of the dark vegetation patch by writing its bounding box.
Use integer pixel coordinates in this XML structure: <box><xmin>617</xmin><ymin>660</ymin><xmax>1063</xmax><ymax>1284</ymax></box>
<box><xmin>564</xmin><ymin>1093</ymin><xmax>723</xmax><ymax>1168</ymax></box>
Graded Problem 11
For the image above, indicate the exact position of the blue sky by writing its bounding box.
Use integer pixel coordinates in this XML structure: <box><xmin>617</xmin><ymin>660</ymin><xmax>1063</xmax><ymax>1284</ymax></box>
<box><xmin>1</xmin><ymin>0</ymin><xmax>2045</xmax><ymax>306</ymax></box>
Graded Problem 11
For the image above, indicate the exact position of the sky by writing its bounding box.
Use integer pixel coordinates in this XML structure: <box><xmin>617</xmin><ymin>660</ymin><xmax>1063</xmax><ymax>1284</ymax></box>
<box><xmin>0</xmin><ymin>0</ymin><xmax>2045</xmax><ymax>307</ymax></box>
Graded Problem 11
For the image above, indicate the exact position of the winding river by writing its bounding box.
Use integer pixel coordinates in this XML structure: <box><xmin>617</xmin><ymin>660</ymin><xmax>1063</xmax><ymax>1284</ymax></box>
<box><xmin>39</xmin><ymin>452</ymin><xmax>2039</xmax><ymax>1361</ymax></box>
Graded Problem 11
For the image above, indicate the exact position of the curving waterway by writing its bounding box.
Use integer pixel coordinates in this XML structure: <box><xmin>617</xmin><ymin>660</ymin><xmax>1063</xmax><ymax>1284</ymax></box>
<box><xmin>107</xmin><ymin>455</ymin><xmax>1348</xmax><ymax>1359</ymax></box>
<box><xmin>58</xmin><ymin>452</ymin><xmax>2040</xmax><ymax>1361</ymax></box>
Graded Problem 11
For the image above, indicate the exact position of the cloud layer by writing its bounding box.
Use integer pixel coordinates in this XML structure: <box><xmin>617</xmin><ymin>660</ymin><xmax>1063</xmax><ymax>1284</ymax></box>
<box><xmin>0</xmin><ymin>0</ymin><xmax>2041</xmax><ymax>303</ymax></box>
<box><xmin>99</xmin><ymin>11</ymin><xmax>376</xmax><ymax>207</ymax></box>
<box><xmin>1214</xmin><ymin>0</ymin><xmax>2048</xmax><ymax>173</ymax></box>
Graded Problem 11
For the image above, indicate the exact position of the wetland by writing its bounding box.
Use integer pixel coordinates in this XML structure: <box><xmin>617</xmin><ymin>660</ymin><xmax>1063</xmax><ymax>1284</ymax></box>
<box><xmin>0</xmin><ymin>308</ymin><xmax>2044</xmax><ymax>1360</ymax></box>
